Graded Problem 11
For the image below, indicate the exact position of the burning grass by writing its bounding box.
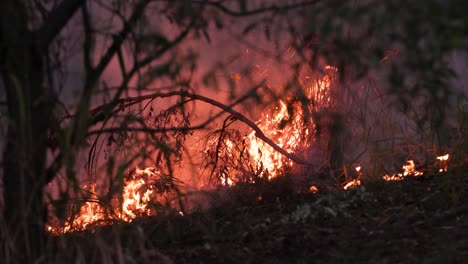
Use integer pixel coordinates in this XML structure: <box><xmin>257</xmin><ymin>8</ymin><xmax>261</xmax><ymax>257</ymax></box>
<box><xmin>43</xmin><ymin>38</ymin><xmax>467</xmax><ymax>236</ymax></box>
<box><xmin>39</xmin><ymin>161</ymin><xmax>467</xmax><ymax>263</ymax></box>
<box><xmin>47</xmin><ymin>167</ymin><xmax>181</xmax><ymax>235</ymax></box>
<box><xmin>46</xmin><ymin>64</ymin><xmax>338</xmax><ymax>234</ymax></box>
<box><xmin>46</xmin><ymin>149</ymin><xmax>455</xmax><ymax>235</ymax></box>
<box><xmin>45</xmin><ymin>56</ymin><xmax>462</xmax><ymax>235</ymax></box>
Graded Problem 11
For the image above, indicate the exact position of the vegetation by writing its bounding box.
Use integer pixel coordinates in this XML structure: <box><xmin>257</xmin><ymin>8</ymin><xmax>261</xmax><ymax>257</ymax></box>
<box><xmin>0</xmin><ymin>0</ymin><xmax>466</xmax><ymax>263</ymax></box>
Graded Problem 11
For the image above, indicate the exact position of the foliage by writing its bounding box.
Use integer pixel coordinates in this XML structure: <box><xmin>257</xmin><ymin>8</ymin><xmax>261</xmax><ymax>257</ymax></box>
<box><xmin>0</xmin><ymin>0</ymin><xmax>467</xmax><ymax>262</ymax></box>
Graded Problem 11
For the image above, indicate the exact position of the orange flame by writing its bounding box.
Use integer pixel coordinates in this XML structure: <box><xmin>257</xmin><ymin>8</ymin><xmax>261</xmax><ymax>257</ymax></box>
<box><xmin>383</xmin><ymin>160</ymin><xmax>423</xmax><ymax>181</ymax></box>
<box><xmin>48</xmin><ymin>167</ymin><xmax>164</xmax><ymax>234</ymax></box>
<box><xmin>382</xmin><ymin>154</ymin><xmax>449</xmax><ymax>181</ymax></box>
<box><xmin>435</xmin><ymin>154</ymin><xmax>449</xmax><ymax>172</ymax></box>
<box><xmin>246</xmin><ymin>73</ymin><xmax>333</xmax><ymax>180</ymax></box>
<box><xmin>343</xmin><ymin>179</ymin><xmax>361</xmax><ymax>190</ymax></box>
<box><xmin>120</xmin><ymin>167</ymin><xmax>160</xmax><ymax>221</ymax></box>
<box><xmin>309</xmin><ymin>185</ymin><xmax>319</xmax><ymax>193</ymax></box>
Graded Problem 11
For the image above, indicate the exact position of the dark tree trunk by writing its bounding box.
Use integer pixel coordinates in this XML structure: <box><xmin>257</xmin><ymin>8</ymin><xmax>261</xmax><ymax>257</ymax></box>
<box><xmin>1</xmin><ymin>1</ymin><xmax>51</xmax><ymax>262</ymax></box>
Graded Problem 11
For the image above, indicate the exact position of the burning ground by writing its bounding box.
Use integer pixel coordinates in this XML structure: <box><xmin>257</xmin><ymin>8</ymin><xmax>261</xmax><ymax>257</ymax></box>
<box><xmin>43</xmin><ymin>58</ymin><xmax>467</xmax><ymax>263</ymax></box>
<box><xmin>47</xmin><ymin>162</ymin><xmax>467</xmax><ymax>263</ymax></box>
<box><xmin>40</xmin><ymin>35</ymin><xmax>467</xmax><ymax>261</ymax></box>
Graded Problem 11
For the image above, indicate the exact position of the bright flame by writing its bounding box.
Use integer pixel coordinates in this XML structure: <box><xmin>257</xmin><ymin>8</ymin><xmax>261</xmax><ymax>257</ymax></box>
<box><xmin>383</xmin><ymin>160</ymin><xmax>423</xmax><ymax>181</ymax></box>
<box><xmin>341</xmin><ymin>166</ymin><xmax>363</xmax><ymax>190</ymax></box>
<box><xmin>48</xmin><ymin>167</ymin><xmax>166</xmax><ymax>234</ymax></box>
<box><xmin>343</xmin><ymin>179</ymin><xmax>361</xmax><ymax>190</ymax></box>
<box><xmin>246</xmin><ymin>73</ymin><xmax>333</xmax><ymax>180</ymax></box>
<box><xmin>436</xmin><ymin>154</ymin><xmax>449</xmax><ymax>172</ymax></box>
<box><xmin>207</xmin><ymin>68</ymin><xmax>334</xmax><ymax>187</ymax></box>
<box><xmin>46</xmin><ymin>183</ymin><xmax>114</xmax><ymax>235</ymax></box>
<box><xmin>436</xmin><ymin>154</ymin><xmax>449</xmax><ymax>161</ymax></box>
<box><xmin>383</xmin><ymin>155</ymin><xmax>449</xmax><ymax>181</ymax></box>
<box><xmin>119</xmin><ymin>167</ymin><xmax>169</xmax><ymax>221</ymax></box>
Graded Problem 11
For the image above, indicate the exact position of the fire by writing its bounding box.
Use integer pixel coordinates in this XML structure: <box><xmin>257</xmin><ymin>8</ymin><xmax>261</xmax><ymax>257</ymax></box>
<box><xmin>436</xmin><ymin>154</ymin><xmax>449</xmax><ymax>161</ymax></box>
<box><xmin>343</xmin><ymin>155</ymin><xmax>450</xmax><ymax>190</ymax></box>
<box><xmin>246</xmin><ymin>73</ymin><xmax>333</xmax><ymax>180</ymax></box>
<box><xmin>46</xmin><ymin>183</ymin><xmax>114</xmax><ymax>235</ymax></box>
<box><xmin>436</xmin><ymin>154</ymin><xmax>449</xmax><ymax>172</ymax></box>
<box><xmin>120</xmin><ymin>167</ymin><xmax>158</xmax><ymax>221</ymax></box>
<box><xmin>48</xmin><ymin>167</ymin><xmax>169</xmax><ymax>234</ymax></box>
<box><xmin>246</xmin><ymin>101</ymin><xmax>296</xmax><ymax>178</ymax></box>
<box><xmin>383</xmin><ymin>160</ymin><xmax>423</xmax><ymax>181</ymax></box>
<box><xmin>309</xmin><ymin>185</ymin><xmax>319</xmax><ymax>193</ymax></box>
<box><xmin>342</xmin><ymin>166</ymin><xmax>362</xmax><ymax>190</ymax></box>
<box><xmin>381</xmin><ymin>154</ymin><xmax>449</xmax><ymax>181</ymax></box>
<box><xmin>205</xmin><ymin>67</ymin><xmax>334</xmax><ymax>187</ymax></box>
<box><xmin>343</xmin><ymin>179</ymin><xmax>361</xmax><ymax>190</ymax></box>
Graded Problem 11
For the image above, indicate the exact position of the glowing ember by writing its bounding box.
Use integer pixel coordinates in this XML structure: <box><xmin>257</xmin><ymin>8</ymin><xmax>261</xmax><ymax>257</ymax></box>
<box><xmin>382</xmin><ymin>173</ymin><xmax>405</xmax><ymax>181</ymax></box>
<box><xmin>355</xmin><ymin>166</ymin><xmax>362</xmax><ymax>173</ymax></box>
<box><xmin>309</xmin><ymin>185</ymin><xmax>319</xmax><ymax>193</ymax></box>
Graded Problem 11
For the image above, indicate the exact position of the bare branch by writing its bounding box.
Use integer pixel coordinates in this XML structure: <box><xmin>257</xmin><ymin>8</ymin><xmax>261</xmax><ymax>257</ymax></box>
<box><xmin>86</xmin><ymin>0</ymin><xmax>149</xmax><ymax>88</ymax></box>
<box><xmin>195</xmin><ymin>0</ymin><xmax>321</xmax><ymax>17</ymax></box>
<box><xmin>87</xmin><ymin>125</ymin><xmax>206</xmax><ymax>135</ymax></box>
<box><xmin>71</xmin><ymin>0</ymin><xmax>150</xmax><ymax>149</ymax></box>
<box><xmin>35</xmin><ymin>0</ymin><xmax>85</xmax><ymax>50</ymax></box>
<box><xmin>109</xmin><ymin>18</ymin><xmax>193</xmax><ymax>101</ymax></box>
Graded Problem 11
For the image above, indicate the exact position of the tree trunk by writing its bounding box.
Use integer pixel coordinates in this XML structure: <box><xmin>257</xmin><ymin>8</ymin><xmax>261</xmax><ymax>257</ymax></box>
<box><xmin>1</xmin><ymin>1</ymin><xmax>50</xmax><ymax>262</ymax></box>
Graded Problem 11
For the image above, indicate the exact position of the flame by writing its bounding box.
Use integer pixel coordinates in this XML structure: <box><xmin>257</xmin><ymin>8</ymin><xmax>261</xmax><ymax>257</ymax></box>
<box><xmin>343</xmin><ymin>179</ymin><xmax>361</xmax><ymax>190</ymax></box>
<box><xmin>48</xmin><ymin>167</ymin><xmax>166</xmax><ymax>234</ymax></box>
<box><xmin>46</xmin><ymin>183</ymin><xmax>114</xmax><ymax>235</ymax></box>
<box><xmin>47</xmin><ymin>39</ymin><xmax>452</xmax><ymax>235</ymax></box>
<box><xmin>245</xmin><ymin>73</ymin><xmax>333</xmax><ymax>180</ymax></box>
<box><xmin>436</xmin><ymin>154</ymin><xmax>449</xmax><ymax>172</ymax></box>
<box><xmin>436</xmin><ymin>154</ymin><xmax>449</xmax><ymax>161</ymax></box>
<box><xmin>383</xmin><ymin>160</ymin><xmax>423</xmax><ymax>181</ymax></box>
<box><xmin>207</xmin><ymin>68</ymin><xmax>334</xmax><ymax>187</ymax></box>
<box><xmin>342</xmin><ymin>166</ymin><xmax>363</xmax><ymax>190</ymax></box>
<box><xmin>381</xmin><ymin>154</ymin><xmax>449</xmax><ymax>181</ymax></box>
